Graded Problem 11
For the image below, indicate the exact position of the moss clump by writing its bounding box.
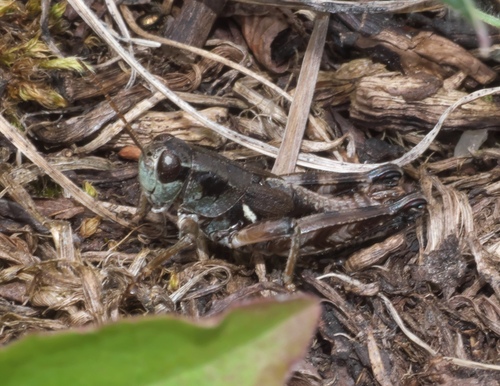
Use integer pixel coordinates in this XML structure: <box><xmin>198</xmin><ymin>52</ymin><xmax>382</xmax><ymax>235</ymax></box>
<box><xmin>0</xmin><ymin>0</ymin><xmax>84</xmax><ymax>114</ymax></box>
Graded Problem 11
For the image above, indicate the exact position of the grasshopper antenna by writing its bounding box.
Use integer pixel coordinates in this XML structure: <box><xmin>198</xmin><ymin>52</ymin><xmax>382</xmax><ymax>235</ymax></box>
<box><xmin>79</xmin><ymin>60</ymin><xmax>145</xmax><ymax>154</ymax></box>
<box><xmin>101</xmin><ymin>88</ymin><xmax>145</xmax><ymax>154</ymax></box>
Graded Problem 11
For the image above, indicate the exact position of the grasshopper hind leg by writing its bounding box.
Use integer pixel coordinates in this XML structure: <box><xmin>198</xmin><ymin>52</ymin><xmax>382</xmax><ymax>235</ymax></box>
<box><xmin>217</xmin><ymin>217</ymin><xmax>301</xmax><ymax>287</ymax></box>
<box><xmin>283</xmin><ymin>223</ymin><xmax>301</xmax><ymax>290</ymax></box>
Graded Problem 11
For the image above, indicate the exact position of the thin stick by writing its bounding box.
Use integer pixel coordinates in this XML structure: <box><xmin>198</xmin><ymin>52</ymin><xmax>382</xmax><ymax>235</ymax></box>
<box><xmin>69</xmin><ymin>0</ymin><xmax>500</xmax><ymax>174</ymax></box>
<box><xmin>380</xmin><ymin>293</ymin><xmax>500</xmax><ymax>371</ymax></box>
<box><xmin>230</xmin><ymin>0</ymin><xmax>441</xmax><ymax>13</ymax></box>
<box><xmin>272</xmin><ymin>12</ymin><xmax>329</xmax><ymax>175</ymax></box>
<box><xmin>76</xmin><ymin>60</ymin><xmax>145</xmax><ymax>152</ymax></box>
<box><xmin>0</xmin><ymin>115</ymin><xmax>130</xmax><ymax>227</ymax></box>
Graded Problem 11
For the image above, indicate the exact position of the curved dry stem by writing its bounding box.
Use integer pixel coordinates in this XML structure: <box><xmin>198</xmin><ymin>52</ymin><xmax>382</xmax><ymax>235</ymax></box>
<box><xmin>68</xmin><ymin>0</ymin><xmax>500</xmax><ymax>174</ymax></box>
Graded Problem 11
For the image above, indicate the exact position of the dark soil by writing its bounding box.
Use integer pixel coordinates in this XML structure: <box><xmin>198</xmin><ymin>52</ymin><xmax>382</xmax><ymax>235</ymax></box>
<box><xmin>1</xmin><ymin>1</ymin><xmax>500</xmax><ymax>384</ymax></box>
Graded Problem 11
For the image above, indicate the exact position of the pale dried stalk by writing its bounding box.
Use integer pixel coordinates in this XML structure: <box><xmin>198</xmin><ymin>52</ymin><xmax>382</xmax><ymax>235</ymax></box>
<box><xmin>69</xmin><ymin>0</ymin><xmax>500</xmax><ymax>174</ymax></box>
<box><xmin>230</xmin><ymin>0</ymin><xmax>442</xmax><ymax>13</ymax></box>
<box><xmin>397</xmin><ymin>86</ymin><xmax>500</xmax><ymax>166</ymax></box>
<box><xmin>233</xmin><ymin>80</ymin><xmax>288</xmax><ymax>126</ymax></box>
<box><xmin>76</xmin><ymin>91</ymin><xmax>167</xmax><ymax>154</ymax></box>
<box><xmin>103</xmin><ymin>0</ymin><xmax>136</xmax><ymax>88</ymax></box>
<box><xmin>170</xmin><ymin>266</ymin><xmax>231</xmax><ymax>303</ymax></box>
<box><xmin>50</xmin><ymin>220</ymin><xmax>77</xmax><ymax>262</ymax></box>
<box><xmin>272</xmin><ymin>12</ymin><xmax>329</xmax><ymax>174</ymax></box>
<box><xmin>366</xmin><ymin>328</ymin><xmax>392</xmax><ymax>386</ymax></box>
<box><xmin>0</xmin><ymin>115</ymin><xmax>130</xmax><ymax>227</ymax></box>
<box><xmin>317</xmin><ymin>272</ymin><xmax>379</xmax><ymax>296</ymax></box>
<box><xmin>380</xmin><ymin>294</ymin><xmax>500</xmax><ymax>372</ymax></box>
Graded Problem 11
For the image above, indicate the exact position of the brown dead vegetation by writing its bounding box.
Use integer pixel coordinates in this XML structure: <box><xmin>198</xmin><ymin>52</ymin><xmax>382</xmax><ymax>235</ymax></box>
<box><xmin>1</xmin><ymin>0</ymin><xmax>500</xmax><ymax>384</ymax></box>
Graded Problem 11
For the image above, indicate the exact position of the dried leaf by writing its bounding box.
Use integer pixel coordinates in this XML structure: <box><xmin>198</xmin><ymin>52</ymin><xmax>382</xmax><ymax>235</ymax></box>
<box><xmin>238</xmin><ymin>15</ymin><xmax>291</xmax><ymax>73</ymax></box>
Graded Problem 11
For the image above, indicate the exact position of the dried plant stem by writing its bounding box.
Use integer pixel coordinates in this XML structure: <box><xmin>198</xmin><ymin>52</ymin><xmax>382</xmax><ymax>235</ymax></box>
<box><xmin>120</xmin><ymin>6</ymin><xmax>295</xmax><ymax>108</ymax></box>
<box><xmin>230</xmin><ymin>0</ymin><xmax>441</xmax><ymax>13</ymax></box>
<box><xmin>397</xmin><ymin>86</ymin><xmax>500</xmax><ymax>166</ymax></box>
<box><xmin>69</xmin><ymin>0</ymin><xmax>500</xmax><ymax>175</ymax></box>
<box><xmin>68</xmin><ymin>0</ymin><xmax>369</xmax><ymax>172</ymax></box>
<box><xmin>0</xmin><ymin>115</ymin><xmax>130</xmax><ymax>227</ymax></box>
<box><xmin>272</xmin><ymin>12</ymin><xmax>329</xmax><ymax>174</ymax></box>
<box><xmin>380</xmin><ymin>294</ymin><xmax>500</xmax><ymax>372</ymax></box>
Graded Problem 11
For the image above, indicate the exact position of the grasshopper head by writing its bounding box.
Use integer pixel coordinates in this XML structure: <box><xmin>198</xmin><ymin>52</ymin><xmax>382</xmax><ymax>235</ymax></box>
<box><xmin>138</xmin><ymin>135</ymin><xmax>192</xmax><ymax>212</ymax></box>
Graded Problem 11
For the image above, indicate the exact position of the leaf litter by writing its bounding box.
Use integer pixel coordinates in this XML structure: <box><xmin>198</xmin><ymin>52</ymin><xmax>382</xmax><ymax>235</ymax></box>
<box><xmin>1</xmin><ymin>0</ymin><xmax>500</xmax><ymax>384</ymax></box>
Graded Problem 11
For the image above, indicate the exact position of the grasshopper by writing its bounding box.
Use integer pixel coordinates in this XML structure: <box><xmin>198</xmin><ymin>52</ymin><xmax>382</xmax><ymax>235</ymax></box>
<box><xmin>139</xmin><ymin>134</ymin><xmax>426</xmax><ymax>284</ymax></box>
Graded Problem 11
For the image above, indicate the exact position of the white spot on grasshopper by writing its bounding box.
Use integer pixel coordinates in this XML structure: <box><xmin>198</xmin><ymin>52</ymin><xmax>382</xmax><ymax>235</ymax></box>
<box><xmin>242</xmin><ymin>204</ymin><xmax>258</xmax><ymax>223</ymax></box>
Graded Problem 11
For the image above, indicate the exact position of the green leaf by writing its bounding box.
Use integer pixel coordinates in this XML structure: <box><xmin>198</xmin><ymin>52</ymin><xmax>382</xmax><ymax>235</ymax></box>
<box><xmin>440</xmin><ymin>0</ymin><xmax>500</xmax><ymax>46</ymax></box>
<box><xmin>0</xmin><ymin>296</ymin><xmax>320</xmax><ymax>386</ymax></box>
<box><xmin>472</xmin><ymin>8</ymin><xmax>500</xmax><ymax>28</ymax></box>
<box><xmin>442</xmin><ymin>0</ymin><xmax>479</xmax><ymax>23</ymax></box>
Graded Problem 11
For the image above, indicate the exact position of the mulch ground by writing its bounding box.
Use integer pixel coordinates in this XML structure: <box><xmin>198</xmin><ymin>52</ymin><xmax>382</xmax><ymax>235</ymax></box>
<box><xmin>1</xmin><ymin>1</ymin><xmax>500</xmax><ymax>384</ymax></box>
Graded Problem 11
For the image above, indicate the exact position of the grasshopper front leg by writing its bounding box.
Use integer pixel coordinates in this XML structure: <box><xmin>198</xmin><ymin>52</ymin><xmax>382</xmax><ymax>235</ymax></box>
<box><xmin>177</xmin><ymin>212</ymin><xmax>209</xmax><ymax>261</ymax></box>
<box><xmin>141</xmin><ymin>212</ymin><xmax>209</xmax><ymax>278</ymax></box>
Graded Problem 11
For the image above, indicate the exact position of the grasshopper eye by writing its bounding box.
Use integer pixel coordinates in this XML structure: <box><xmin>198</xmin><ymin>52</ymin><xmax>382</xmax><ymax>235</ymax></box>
<box><xmin>157</xmin><ymin>150</ymin><xmax>181</xmax><ymax>183</ymax></box>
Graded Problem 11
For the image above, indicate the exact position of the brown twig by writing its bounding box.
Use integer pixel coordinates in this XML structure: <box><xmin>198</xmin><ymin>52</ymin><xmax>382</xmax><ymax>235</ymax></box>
<box><xmin>272</xmin><ymin>12</ymin><xmax>329</xmax><ymax>174</ymax></box>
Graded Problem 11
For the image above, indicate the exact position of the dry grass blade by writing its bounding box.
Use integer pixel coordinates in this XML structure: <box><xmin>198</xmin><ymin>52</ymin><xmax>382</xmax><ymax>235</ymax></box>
<box><xmin>75</xmin><ymin>91</ymin><xmax>167</xmax><ymax>154</ymax></box>
<box><xmin>316</xmin><ymin>272</ymin><xmax>379</xmax><ymax>296</ymax></box>
<box><xmin>379</xmin><ymin>293</ymin><xmax>438</xmax><ymax>356</ymax></box>
<box><xmin>366</xmin><ymin>328</ymin><xmax>391</xmax><ymax>386</ymax></box>
<box><xmin>49</xmin><ymin>221</ymin><xmax>76</xmax><ymax>262</ymax></box>
<box><xmin>380</xmin><ymin>294</ymin><xmax>500</xmax><ymax>372</ymax></box>
<box><xmin>397</xmin><ymin>86</ymin><xmax>500</xmax><ymax>166</ymax></box>
<box><xmin>170</xmin><ymin>266</ymin><xmax>231</xmax><ymax>303</ymax></box>
<box><xmin>0</xmin><ymin>116</ymin><xmax>130</xmax><ymax>227</ymax></box>
<box><xmin>272</xmin><ymin>12</ymin><xmax>329</xmax><ymax>175</ymax></box>
<box><xmin>70</xmin><ymin>0</ymin><xmax>500</xmax><ymax>175</ymax></box>
<box><xmin>231</xmin><ymin>0</ymin><xmax>442</xmax><ymax>13</ymax></box>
